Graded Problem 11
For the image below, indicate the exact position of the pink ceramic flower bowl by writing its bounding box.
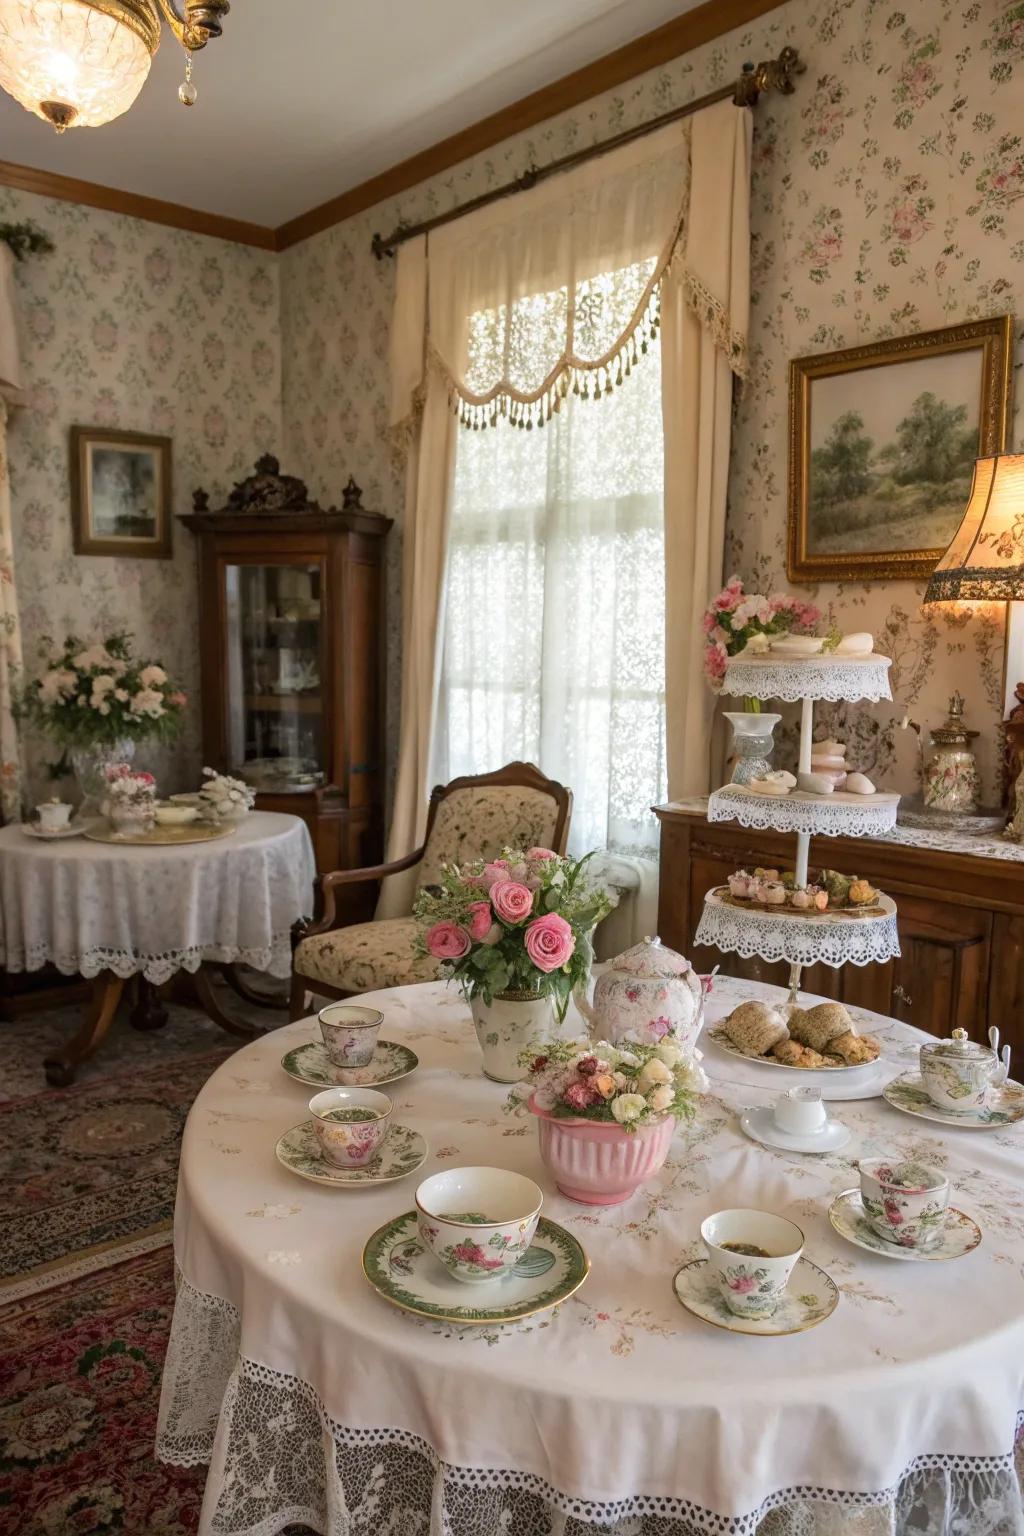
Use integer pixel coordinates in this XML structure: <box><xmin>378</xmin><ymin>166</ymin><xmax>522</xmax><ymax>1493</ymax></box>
<box><xmin>529</xmin><ymin>1096</ymin><xmax>675</xmax><ymax>1204</ymax></box>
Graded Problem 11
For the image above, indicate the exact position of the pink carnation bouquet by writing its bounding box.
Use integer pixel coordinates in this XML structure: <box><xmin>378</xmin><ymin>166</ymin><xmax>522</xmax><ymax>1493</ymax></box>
<box><xmin>702</xmin><ymin>576</ymin><xmax>823</xmax><ymax>709</ymax></box>
<box><xmin>413</xmin><ymin>847</ymin><xmax>613</xmax><ymax>1018</ymax></box>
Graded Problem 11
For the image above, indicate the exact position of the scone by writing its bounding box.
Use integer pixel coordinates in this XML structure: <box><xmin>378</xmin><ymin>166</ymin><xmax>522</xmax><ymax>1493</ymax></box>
<box><xmin>830</xmin><ymin>1029</ymin><xmax>880</xmax><ymax>1065</ymax></box>
<box><xmin>770</xmin><ymin>1038</ymin><xmax>828</xmax><ymax>1068</ymax></box>
<box><xmin>787</xmin><ymin>1001</ymin><xmax>855</xmax><ymax>1054</ymax></box>
<box><xmin>721</xmin><ymin>1000</ymin><xmax>788</xmax><ymax>1058</ymax></box>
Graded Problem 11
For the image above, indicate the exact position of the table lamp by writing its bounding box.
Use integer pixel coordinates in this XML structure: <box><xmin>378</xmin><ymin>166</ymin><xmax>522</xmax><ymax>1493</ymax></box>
<box><xmin>924</xmin><ymin>452</ymin><xmax>1024</xmax><ymax>727</ymax></box>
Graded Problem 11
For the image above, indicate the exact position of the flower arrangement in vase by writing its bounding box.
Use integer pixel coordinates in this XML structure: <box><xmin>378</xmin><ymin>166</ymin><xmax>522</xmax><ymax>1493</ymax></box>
<box><xmin>413</xmin><ymin>848</ymin><xmax>613</xmax><ymax>1082</ymax></box>
<box><xmin>198</xmin><ymin>767</ymin><xmax>256</xmax><ymax>821</ymax></box>
<box><xmin>507</xmin><ymin>1036</ymin><xmax>708</xmax><ymax>1204</ymax></box>
<box><xmin>15</xmin><ymin>632</ymin><xmax>187</xmax><ymax>809</ymax></box>
<box><xmin>101</xmin><ymin>763</ymin><xmax>157</xmax><ymax>838</ymax></box>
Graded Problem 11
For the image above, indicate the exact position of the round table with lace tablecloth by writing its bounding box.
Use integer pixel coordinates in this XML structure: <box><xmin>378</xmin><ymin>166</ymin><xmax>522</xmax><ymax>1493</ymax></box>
<box><xmin>0</xmin><ymin>812</ymin><xmax>315</xmax><ymax>1083</ymax></box>
<box><xmin>156</xmin><ymin>976</ymin><xmax>1024</xmax><ymax>1536</ymax></box>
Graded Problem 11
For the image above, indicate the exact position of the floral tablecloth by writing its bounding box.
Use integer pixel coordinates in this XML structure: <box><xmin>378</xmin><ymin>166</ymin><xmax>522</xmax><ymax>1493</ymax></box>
<box><xmin>0</xmin><ymin>812</ymin><xmax>315</xmax><ymax>983</ymax></box>
<box><xmin>157</xmin><ymin>977</ymin><xmax>1024</xmax><ymax>1536</ymax></box>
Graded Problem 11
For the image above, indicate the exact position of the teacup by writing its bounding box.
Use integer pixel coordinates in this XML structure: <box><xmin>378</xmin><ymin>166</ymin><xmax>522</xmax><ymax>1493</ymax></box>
<box><xmin>701</xmin><ymin>1208</ymin><xmax>804</xmax><ymax>1319</ymax></box>
<box><xmin>319</xmin><ymin>1003</ymin><xmax>385</xmax><ymax>1070</ymax></box>
<box><xmin>920</xmin><ymin>1030</ymin><xmax>1007</xmax><ymax>1112</ymax></box>
<box><xmin>308</xmin><ymin>1086</ymin><xmax>392</xmax><ymax>1167</ymax></box>
<box><xmin>36</xmin><ymin>801</ymin><xmax>72</xmax><ymax>833</ymax></box>
<box><xmin>858</xmin><ymin>1158</ymin><xmax>949</xmax><ymax>1249</ymax></box>
<box><xmin>774</xmin><ymin>1086</ymin><xmax>827</xmax><ymax>1136</ymax></box>
<box><xmin>416</xmin><ymin>1166</ymin><xmax>543</xmax><ymax>1285</ymax></box>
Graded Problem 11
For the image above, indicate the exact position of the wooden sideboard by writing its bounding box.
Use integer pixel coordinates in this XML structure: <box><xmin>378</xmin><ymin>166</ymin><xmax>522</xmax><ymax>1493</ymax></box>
<box><xmin>654</xmin><ymin>803</ymin><xmax>1024</xmax><ymax>1055</ymax></box>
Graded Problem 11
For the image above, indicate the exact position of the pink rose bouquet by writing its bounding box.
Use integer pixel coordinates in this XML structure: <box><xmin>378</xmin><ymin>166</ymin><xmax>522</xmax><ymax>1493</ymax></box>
<box><xmin>702</xmin><ymin>577</ymin><xmax>824</xmax><ymax>711</ymax></box>
<box><xmin>414</xmin><ymin>846</ymin><xmax>613</xmax><ymax>1018</ymax></box>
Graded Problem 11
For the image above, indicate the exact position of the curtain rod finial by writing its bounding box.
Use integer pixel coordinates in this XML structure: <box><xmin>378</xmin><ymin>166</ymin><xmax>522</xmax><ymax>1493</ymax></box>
<box><xmin>733</xmin><ymin>45</ymin><xmax>805</xmax><ymax>106</ymax></box>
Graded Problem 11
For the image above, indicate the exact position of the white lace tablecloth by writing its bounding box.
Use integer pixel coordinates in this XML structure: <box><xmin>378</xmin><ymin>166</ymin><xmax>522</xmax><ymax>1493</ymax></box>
<box><xmin>0</xmin><ymin>812</ymin><xmax>315</xmax><ymax>983</ymax></box>
<box><xmin>157</xmin><ymin>977</ymin><xmax>1024</xmax><ymax>1536</ymax></box>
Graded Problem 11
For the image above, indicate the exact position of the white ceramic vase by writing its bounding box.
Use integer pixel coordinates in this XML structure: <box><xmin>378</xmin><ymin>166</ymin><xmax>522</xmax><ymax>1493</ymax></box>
<box><xmin>470</xmin><ymin>989</ymin><xmax>555</xmax><ymax>1082</ymax></box>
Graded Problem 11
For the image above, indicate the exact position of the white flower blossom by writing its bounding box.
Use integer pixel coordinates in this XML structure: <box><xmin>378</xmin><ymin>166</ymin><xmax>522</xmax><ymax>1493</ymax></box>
<box><xmin>610</xmin><ymin>1093</ymin><xmax>646</xmax><ymax>1125</ymax></box>
<box><xmin>129</xmin><ymin>687</ymin><xmax>165</xmax><ymax>718</ymax></box>
<box><xmin>140</xmin><ymin>664</ymin><xmax>167</xmax><ymax>687</ymax></box>
<box><xmin>655</xmin><ymin>1040</ymin><xmax>684</xmax><ymax>1068</ymax></box>
<box><xmin>647</xmin><ymin>1083</ymin><xmax>675</xmax><ymax>1112</ymax></box>
<box><xmin>637</xmin><ymin>1058</ymin><xmax>673</xmax><ymax>1090</ymax></box>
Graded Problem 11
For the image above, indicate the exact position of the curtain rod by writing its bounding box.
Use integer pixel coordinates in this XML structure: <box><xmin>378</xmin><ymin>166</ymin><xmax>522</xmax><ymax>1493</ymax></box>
<box><xmin>371</xmin><ymin>46</ymin><xmax>804</xmax><ymax>260</ymax></box>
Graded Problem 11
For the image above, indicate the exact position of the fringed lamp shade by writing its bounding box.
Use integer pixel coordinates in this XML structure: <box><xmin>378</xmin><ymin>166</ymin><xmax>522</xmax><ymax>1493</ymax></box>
<box><xmin>924</xmin><ymin>454</ymin><xmax>1024</xmax><ymax>603</ymax></box>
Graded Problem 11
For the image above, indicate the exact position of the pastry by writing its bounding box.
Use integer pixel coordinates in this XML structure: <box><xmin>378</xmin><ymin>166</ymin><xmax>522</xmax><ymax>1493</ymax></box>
<box><xmin>829</xmin><ymin>1030</ymin><xmax>880</xmax><ymax>1065</ymax></box>
<box><xmin>749</xmin><ymin>777</ymin><xmax>790</xmax><ymax>797</ymax></box>
<box><xmin>721</xmin><ymin>1001</ymin><xmax>789</xmax><ymax>1057</ymax></box>
<box><xmin>797</xmin><ymin>771</ymin><xmax>836</xmax><ymax>795</ymax></box>
<box><xmin>787</xmin><ymin>1001</ymin><xmax>855</xmax><ymax>1054</ymax></box>
<box><xmin>770</xmin><ymin>1038</ymin><xmax>828</xmax><ymax>1068</ymax></box>
<box><xmin>845</xmin><ymin>772</ymin><xmax>876</xmax><ymax>795</ymax></box>
<box><xmin>835</xmin><ymin>632</ymin><xmax>873</xmax><ymax>656</ymax></box>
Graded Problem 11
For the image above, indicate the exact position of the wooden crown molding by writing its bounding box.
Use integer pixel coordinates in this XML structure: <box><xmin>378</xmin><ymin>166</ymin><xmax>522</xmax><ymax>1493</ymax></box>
<box><xmin>0</xmin><ymin>0</ymin><xmax>788</xmax><ymax>253</ymax></box>
<box><xmin>0</xmin><ymin>157</ymin><xmax>277</xmax><ymax>250</ymax></box>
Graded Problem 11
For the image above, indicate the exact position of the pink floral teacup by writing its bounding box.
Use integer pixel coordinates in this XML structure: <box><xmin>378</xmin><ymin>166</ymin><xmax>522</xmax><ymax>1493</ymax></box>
<box><xmin>308</xmin><ymin>1087</ymin><xmax>392</xmax><ymax>1168</ymax></box>
<box><xmin>858</xmin><ymin>1159</ymin><xmax>948</xmax><ymax>1250</ymax></box>
<box><xmin>318</xmin><ymin>1003</ymin><xmax>385</xmax><ymax>1070</ymax></box>
<box><xmin>701</xmin><ymin>1208</ymin><xmax>804</xmax><ymax>1319</ymax></box>
<box><xmin>415</xmin><ymin>1167</ymin><xmax>543</xmax><ymax>1285</ymax></box>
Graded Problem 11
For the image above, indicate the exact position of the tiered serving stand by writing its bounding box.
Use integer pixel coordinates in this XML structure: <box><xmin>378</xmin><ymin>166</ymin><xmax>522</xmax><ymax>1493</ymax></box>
<box><xmin>695</xmin><ymin>651</ymin><xmax>901</xmax><ymax>1004</ymax></box>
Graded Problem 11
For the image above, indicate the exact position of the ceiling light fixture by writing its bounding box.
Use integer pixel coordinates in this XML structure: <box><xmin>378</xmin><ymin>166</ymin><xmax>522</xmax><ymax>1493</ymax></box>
<box><xmin>0</xmin><ymin>0</ymin><xmax>229</xmax><ymax>132</ymax></box>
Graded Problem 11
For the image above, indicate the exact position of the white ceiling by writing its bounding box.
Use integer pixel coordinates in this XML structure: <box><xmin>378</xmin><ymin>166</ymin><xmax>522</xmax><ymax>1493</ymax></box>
<box><xmin>0</xmin><ymin>0</ymin><xmax>706</xmax><ymax>228</ymax></box>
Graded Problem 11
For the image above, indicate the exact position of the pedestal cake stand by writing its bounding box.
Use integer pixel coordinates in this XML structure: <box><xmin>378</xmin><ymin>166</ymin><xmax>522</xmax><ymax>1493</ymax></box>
<box><xmin>695</xmin><ymin>652</ymin><xmax>901</xmax><ymax>1004</ymax></box>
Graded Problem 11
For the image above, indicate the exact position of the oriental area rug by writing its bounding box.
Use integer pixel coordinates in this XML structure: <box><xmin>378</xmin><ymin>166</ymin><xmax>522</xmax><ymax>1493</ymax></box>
<box><xmin>0</xmin><ymin>992</ymin><xmax>277</xmax><ymax>1535</ymax></box>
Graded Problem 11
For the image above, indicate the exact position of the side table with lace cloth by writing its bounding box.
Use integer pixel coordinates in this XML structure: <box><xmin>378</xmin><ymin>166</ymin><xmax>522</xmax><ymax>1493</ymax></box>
<box><xmin>0</xmin><ymin>811</ymin><xmax>315</xmax><ymax>1083</ymax></box>
<box><xmin>157</xmin><ymin>976</ymin><xmax>1024</xmax><ymax>1536</ymax></box>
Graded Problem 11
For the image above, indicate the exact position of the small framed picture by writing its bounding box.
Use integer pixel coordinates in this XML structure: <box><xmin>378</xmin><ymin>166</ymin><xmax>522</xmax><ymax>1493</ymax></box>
<box><xmin>71</xmin><ymin>427</ymin><xmax>173</xmax><ymax>559</ymax></box>
<box><xmin>787</xmin><ymin>315</ymin><xmax>1013</xmax><ymax>583</ymax></box>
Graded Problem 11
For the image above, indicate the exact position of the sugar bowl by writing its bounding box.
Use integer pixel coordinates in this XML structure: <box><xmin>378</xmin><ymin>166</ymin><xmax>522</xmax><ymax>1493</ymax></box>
<box><xmin>920</xmin><ymin>1027</ymin><xmax>1008</xmax><ymax>1112</ymax></box>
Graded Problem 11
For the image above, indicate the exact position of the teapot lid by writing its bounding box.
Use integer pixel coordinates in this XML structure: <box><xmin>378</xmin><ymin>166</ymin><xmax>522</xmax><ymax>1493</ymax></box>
<box><xmin>921</xmin><ymin>1026</ymin><xmax>992</xmax><ymax>1061</ymax></box>
<box><xmin>610</xmin><ymin>936</ymin><xmax>692</xmax><ymax>979</ymax></box>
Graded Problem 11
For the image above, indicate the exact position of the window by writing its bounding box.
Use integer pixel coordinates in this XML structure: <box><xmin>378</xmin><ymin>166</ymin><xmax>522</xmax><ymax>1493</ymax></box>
<box><xmin>433</xmin><ymin>268</ymin><xmax>666</xmax><ymax>857</ymax></box>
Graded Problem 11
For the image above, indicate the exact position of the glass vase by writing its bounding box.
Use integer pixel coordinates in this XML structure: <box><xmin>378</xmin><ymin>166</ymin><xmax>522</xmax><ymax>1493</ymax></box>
<box><xmin>69</xmin><ymin>739</ymin><xmax>136</xmax><ymax>816</ymax></box>
<box><xmin>723</xmin><ymin>711</ymin><xmax>782</xmax><ymax>785</ymax></box>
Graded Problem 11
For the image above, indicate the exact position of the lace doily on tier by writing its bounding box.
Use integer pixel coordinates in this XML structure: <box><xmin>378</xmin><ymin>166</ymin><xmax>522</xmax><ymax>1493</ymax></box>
<box><xmin>695</xmin><ymin>890</ymin><xmax>901</xmax><ymax>969</ymax></box>
<box><xmin>708</xmin><ymin>785</ymin><xmax>900</xmax><ymax>838</ymax></box>
<box><xmin>157</xmin><ymin>1274</ymin><xmax>1024</xmax><ymax>1536</ymax></box>
<box><xmin>721</xmin><ymin>654</ymin><xmax>893</xmax><ymax>704</ymax></box>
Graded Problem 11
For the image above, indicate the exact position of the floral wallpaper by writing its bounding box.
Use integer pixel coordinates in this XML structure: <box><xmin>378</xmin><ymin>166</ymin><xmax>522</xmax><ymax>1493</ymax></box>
<box><xmin>1</xmin><ymin>189</ymin><xmax>282</xmax><ymax>806</ymax></box>
<box><xmin>279</xmin><ymin>0</ymin><xmax>1024</xmax><ymax>806</ymax></box>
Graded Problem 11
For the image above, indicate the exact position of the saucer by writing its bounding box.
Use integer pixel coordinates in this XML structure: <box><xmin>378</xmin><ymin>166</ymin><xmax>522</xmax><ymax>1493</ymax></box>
<box><xmin>708</xmin><ymin>1025</ymin><xmax>867</xmax><ymax>1073</ymax></box>
<box><xmin>739</xmin><ymin>1105</ymin><xmax>851</xmax><ymax>1154</ymax></box>
<box><xmin>673</xmin><ymin>1256</ymin><xmax>839</xmax><ymax>1336</ymax></box>
<box><xmin>19</xmin><ymin>820</ymin><xmax>88</xmax><ymax>840</ymax></box>
<box><xmin>362</xmin><ymin>1211</ymin><xmax>589</xmax><ymax>1324</ymax></box>
<box><xmin>276</xmin><ymin>1122</ymin><xmax>428</xmax><ymax>1186</ymax></box>
<box><xmin>828</xmin><ymin>1189</ymin><xmax>982</xmax><ymax>1261</ymax></box>
<box><xmin>281</xmin><ymin>1039</ymin><xmax>419</xmax><ymax>1089</ymax></box>
<box><xmin>882</xmin><ymin>1073</ymin><xmax>1024</xmax><ymax>1129</ymax></box>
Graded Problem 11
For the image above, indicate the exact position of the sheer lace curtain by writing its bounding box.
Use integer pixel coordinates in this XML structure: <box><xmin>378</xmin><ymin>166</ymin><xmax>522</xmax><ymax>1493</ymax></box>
<box><xmin>387</xmin><ymin>101</ymin><xmax>750</xmax><ymax>871</ymax></box>
<box><xmin>432</xmin><ymin>303</ymin><xmax>665</xmax><ymax>857</ymax></box>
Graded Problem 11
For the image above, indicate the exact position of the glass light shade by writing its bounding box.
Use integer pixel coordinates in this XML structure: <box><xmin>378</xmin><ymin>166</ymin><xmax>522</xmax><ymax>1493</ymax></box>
<box><xmin>924</xmin><ymin>453</ymin><xmax>1024</xmax><ymax>604</ymax></box>
<box><xmin>0</xmin><ymin>0</ymin><xmax>156</xmax><ymax>129</ymax></box>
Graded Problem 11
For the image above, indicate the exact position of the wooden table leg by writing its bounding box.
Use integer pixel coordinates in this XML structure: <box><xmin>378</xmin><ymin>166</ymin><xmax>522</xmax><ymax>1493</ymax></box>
<box><xmin>216</xmin><ymin>962</ymin><xmax>289</xmax><ymax>1011</ymax></box>
<box><xmin>129</xmin><ymin>977</ymin><xmax>170</xmax><ymax>1031</ymax></box>
<box><xmin>189</xmin><ymin>965</ymin><xmax>266</xmax><ymax>1040</ymax></box>
<box><xmin>44</xmin><ymin>972</ymin><xmax>126</xmax><ymax>1087</ymax></box>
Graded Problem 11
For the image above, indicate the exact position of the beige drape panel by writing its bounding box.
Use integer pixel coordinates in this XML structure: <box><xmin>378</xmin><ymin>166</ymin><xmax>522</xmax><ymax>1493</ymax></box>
<box><xmin>386</xmin><ymin>99</ymin><xmax>751</xmax><ymax>858</ymax></box>
<box><xmin>662</xmin><ymin>101</ymin><xmax>752</xmax><ymax>797</ymax></box>
<box><xmin>0</xmin><ymin>245</ymin><xmax>25</xmax><ymax>824</ymax></box>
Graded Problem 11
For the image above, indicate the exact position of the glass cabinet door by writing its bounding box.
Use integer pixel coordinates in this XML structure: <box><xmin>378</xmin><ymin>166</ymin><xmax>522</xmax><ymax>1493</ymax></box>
<box><xmin>223</xmin><ymin>561</ymin><xmax>327</xmax><ymax>791</ymax></box>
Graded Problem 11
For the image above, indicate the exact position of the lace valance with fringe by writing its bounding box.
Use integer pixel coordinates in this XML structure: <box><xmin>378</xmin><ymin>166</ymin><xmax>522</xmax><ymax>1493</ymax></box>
<box><xmin>389</xmin><ymin>104</ymin><xmax>750</xmax><ymax>442</ymax></box>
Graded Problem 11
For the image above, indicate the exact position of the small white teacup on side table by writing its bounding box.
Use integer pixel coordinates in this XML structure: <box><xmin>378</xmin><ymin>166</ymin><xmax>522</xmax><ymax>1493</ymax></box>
<box><xmin>920</xmin><ymin>1028</ymin><xmax>1008</xmax><ymax>1113</ymax></box>
<box><xmin>701</xmin><ymin>1208</ymin><xmax>804</xmax><ymax>1320</ymax></box>
<box><xmin>36</xmin><ymin>800</ymin><xmax>73</xmax><ymax>833</ymax></box>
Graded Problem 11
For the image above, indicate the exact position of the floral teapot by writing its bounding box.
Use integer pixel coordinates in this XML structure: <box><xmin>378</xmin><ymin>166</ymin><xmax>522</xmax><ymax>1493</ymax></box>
<box><xmin>575</xmin><ymin>936</ymin><xmax>705</xmax><ymax>1051</ymax></box>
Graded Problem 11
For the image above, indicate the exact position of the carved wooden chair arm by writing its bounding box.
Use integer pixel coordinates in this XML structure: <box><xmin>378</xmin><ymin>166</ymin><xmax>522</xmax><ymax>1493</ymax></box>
<box><xmin>292</xmin><ymin>844</ymin><xmax>426</xmax><ymax>948</ymax></box>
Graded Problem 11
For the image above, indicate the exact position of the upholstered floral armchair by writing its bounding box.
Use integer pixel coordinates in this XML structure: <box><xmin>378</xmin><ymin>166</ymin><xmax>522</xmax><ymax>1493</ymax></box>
<box><xmin>290</xmin><ymin>762</ymin><xmax>572</xmax><ymax>1017</ymax></box>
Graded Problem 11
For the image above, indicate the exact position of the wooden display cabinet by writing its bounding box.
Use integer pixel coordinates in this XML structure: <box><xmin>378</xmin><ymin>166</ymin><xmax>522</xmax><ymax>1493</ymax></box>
<box><xmin>654</xmin><ymin>803</ymin><xmax>1024</xmax><ymax>1056</ymax></box>
<box><xmin>182</xmin><ymin>456</ymin><xmax>390</xmax><ymax>885</ymax></box>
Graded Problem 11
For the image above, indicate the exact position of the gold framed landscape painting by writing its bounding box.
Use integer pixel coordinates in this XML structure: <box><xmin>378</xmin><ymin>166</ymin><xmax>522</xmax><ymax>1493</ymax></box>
<box><xmin>787</xmin><ymin>316</ymin><xmax>1013</xmax><ymax>583</ymax></box>
<box><xmin>71</xmin><ymin>427</ymin><xmax>173</xmax><ymax>558</ymax></box>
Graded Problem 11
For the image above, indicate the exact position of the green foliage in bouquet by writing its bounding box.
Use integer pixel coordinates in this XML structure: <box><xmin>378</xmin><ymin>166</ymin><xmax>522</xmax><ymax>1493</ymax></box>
<box><xmin>413</xmin><ymin>847</ymin><xmax>613</xmax><ymax>1019</ymax></box>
